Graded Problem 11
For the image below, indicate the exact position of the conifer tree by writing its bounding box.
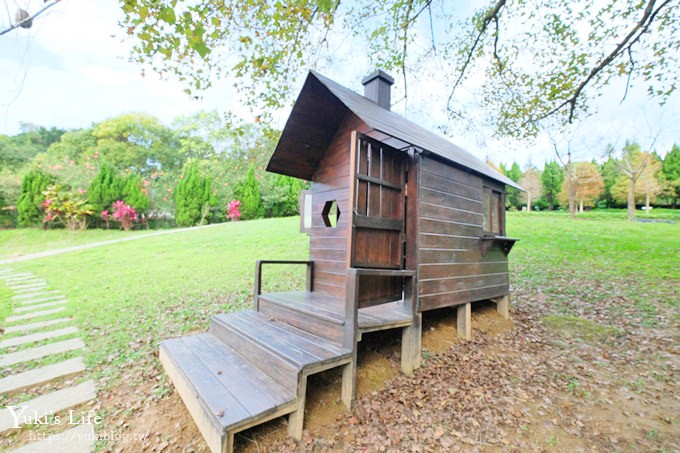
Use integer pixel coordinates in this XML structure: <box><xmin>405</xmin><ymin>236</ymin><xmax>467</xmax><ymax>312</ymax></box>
<box><xmin>234</xmin><ymin>164</ymin><xmax>263</xmax><ymax>220</ymax></box>
<box><xmin>88</xmin><ymin>163</ymin><xmax>125</xmax><ymax>218</ymax></box>
<box><xmin>17</xmin><ymin>170</ymin><xmax>53</xmax><ymax>227</ymax></box>
<box><xmin>174</xmin><ymin>160</ymin><xmax>217</xmax><ymax>227</ymax></box>
<box><xmin>122</xmin><ymin>174</ymin><xmax>150</xmax><ymax>214</ymax></box>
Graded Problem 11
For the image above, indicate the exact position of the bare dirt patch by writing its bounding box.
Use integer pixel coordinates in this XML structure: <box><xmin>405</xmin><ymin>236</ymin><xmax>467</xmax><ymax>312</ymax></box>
<box><xmin>104</xmin><ymin>296</ymin><xmax>678</xmax><ymax>453</ymax></box>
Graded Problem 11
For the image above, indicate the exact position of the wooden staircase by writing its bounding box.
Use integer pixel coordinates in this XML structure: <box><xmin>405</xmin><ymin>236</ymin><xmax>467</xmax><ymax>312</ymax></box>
<box><xmin>160</xmin><ymin>310</ymin><xmax>352</xmax><ymax>453</ymax></box>
<box><xmin>160</xmin><ymin>264</ymin><xmax>419</xmax><ymax>453</ymax></box>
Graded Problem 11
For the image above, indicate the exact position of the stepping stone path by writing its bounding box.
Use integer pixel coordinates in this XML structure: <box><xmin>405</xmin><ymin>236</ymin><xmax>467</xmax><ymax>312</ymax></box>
<box><xmin>0</xmin><ymin>270</ymin><xmax>96</xmax><ymax>452</ymax></box>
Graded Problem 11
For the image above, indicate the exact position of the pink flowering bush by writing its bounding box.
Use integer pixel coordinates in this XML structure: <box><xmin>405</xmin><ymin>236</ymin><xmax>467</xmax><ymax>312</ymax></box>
<box><xmin>112</xmin><ymin>200</ymin><xmax>137</xmax><ymax>231</ymax></box>
<box><xmin>226</xmin><ymin>199</ymin><xmax>241</xmax><ymax>221</ymax></box>
<box><xmin>101</xmin><ymin>210</ymin><xmax>110</xmax><ymax>229</ymax></box>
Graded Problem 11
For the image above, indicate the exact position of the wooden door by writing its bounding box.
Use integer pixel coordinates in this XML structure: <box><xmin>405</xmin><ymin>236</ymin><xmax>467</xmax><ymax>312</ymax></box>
<box><xmin>351</xmin><ymin>134</ymin><xmax>406</xmax><ymax>305</ymax></box>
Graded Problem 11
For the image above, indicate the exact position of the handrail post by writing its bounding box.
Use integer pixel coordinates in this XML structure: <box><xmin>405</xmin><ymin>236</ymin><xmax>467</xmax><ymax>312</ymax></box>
<box><xmin>306</xmin><ymin>261</ymin><xmax>314</xmax><ymax>292</ymax></box>
<box><xmin>254</xmin><ymin>260</ymin><xmax>263</xmax><ymax>310</ymax></box>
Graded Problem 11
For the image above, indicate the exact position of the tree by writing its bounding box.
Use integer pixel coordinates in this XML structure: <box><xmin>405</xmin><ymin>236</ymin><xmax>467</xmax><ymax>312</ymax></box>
<box><xmin>88</xmin><ymin>163</ymin><xmax>125</xmax><ymax>221</ymax></box>
<box><xmin>571</xmin><ymin>162</ymin><xmax>604</xmax><ymax>213</ymax></box>
<box><xmin>120</xmin><ymin>0</ymin><xmax>679</xmax><ymax>137</ymax></box>
<box><xmin>500</xmin><ymin>162</ymin><xmax>522</xmax><ymax>209</ymax></box>
<box><xmin>17</xmin><ymin>169</ymin><xmax>53</xmax><ymax>227</ymax></box>
<box><xmin>519</xmin><ymin>168</ymin><xmax>542</xmax><ymax>212</ymax></box>
<box><xmin>122</xmin><ymin>174</ymin><xmax>151</xmax><ymax>217</ymax></box>
<box><xmin>612</xmin><ymin>156</ymin><xmax>664</xmax><ymax>210</ymax></box>
<box><xmin>92</xmin><ymin>113</ymin><xmax>181</xmax><ymax>174</ymax></box>
<box><xmin>234</xmin><ymin>165</ymin><xmax>264</xmax><ymax>220</ymax></box>
<box><xmin>174</xmin><ymin>160</ymin><xmax>217</xmax><ymax>227</ymax></box>
<box><xmin>262</xmin><ymin>174</ymin><xmax>308</xmax><ymax>218</ymax></box>
<box><xmin>541</xmin><ymin>161</ymin><xmax>564</xmax><ymax>210</ymax></box>
<box><xmin>612</xmin><ymin>142</ymin><xmax>654</xmax><ymax>221</ymax></box>
<box><xmin>662</xmin><ymin>144</ymin><xmax>680</xmax><ymax>207</ymax></box>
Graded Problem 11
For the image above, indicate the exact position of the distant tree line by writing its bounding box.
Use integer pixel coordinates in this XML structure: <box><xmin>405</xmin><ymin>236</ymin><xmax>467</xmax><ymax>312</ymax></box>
<box><xmin>0</xmin><ymin>112</ymin><xmax>308</xmax><ymax>229</ymax></box>
<box><xmin>492</xmin><ymin>141</ymin><xmax>680</xmax><ymax>220</ymax></box>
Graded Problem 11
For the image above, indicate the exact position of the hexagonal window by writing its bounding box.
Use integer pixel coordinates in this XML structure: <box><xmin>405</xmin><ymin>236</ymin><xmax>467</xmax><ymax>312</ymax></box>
<box><xmin>321</xmin><ymin>200</ymin><xmax>340</xmax><ymax>228</ymax></box>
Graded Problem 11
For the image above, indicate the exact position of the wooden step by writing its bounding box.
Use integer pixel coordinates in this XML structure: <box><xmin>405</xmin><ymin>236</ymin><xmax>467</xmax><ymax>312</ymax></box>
<box><xmin>211</xmin><ymin>311</ymin><xmax>351</xmax><ymax>374</ymax></box>
<box><xmin>160</xmin><ymin>334</ymin><xmax>297</xmax><ymax>453</ymax></box>
<box><xmin>257</xmin><ymin>291</ymin><xmax>346</xmax><ymax>343</ymax></box>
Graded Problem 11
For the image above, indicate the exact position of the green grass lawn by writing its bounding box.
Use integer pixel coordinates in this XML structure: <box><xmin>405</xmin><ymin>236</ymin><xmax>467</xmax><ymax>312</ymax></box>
<box><xmin>0</xmin><ymin>210</ymin><xmax>678</xmax><ymax>390</ymax></box>
<box><xmin>0</xmin><ymin>228</ymin><xmax>152</xmax><ymax>260</ymax></box>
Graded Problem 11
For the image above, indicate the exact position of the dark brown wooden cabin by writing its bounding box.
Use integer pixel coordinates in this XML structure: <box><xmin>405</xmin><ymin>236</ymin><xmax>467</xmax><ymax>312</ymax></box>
<box><xmin>160</xmin><ymin>70</ymin><xmax>521</xmax><ymax>453</ymax></box>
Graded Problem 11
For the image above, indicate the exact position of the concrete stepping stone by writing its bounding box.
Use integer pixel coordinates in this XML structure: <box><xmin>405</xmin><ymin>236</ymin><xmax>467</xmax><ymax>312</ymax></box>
<box><xmin>11</xmin><ymin>290</ymin><xmax>60</xmax><ymax>301</ymax></box>
<box><xmin>12</xmin><ymin>284</ymin><xmax>49</xmax><ymax>293</ymax></box>
<box><xmin>4</xmin><ymin>318</ymin><xmax>72</xmax><ymax>334</ymax></box>
<box><xmin>14</xmin><ymin>300</ymin><xmax>67</xmax><ymax>313</ymax></box>
<box><xmin>0</xmin><ymin>327</ymin><xmax>79</xmax><ymax>349</ymax></box>
<box><xmin>19</xmin><ymin>295</ymin><xmax>67</xmax><ymax>306</ymax></box>
<box><xmin>10</xmin><ymin>422</ymin><xmax>95</xmax><ymax>453</ymax></box>
<box><xmin>0</xmin><ymin>338</ymin><xmax>84</xmax><ymax>367</ymax></box>
<box><xmin>6</xmin><ymin>279</ymin><xmax>45</xmax><ymax>286</ymax></box>
<box><xmin>0</xmin><ymin>357</ymin><xmax>86</xmax><ymax>393</ymax></box>
<box><xmin>1</xmin><ymin>273</ymin><xmax>32</xmax><ymax>280</ymax></box>
<box><xmin>5</xmin><ymin>307</ymin><xmax>66</xmax><ymax>323</ymax></box>
<box><xmin>0</xmin><ymin>380</ymin><xmax>96</xmax><ymax>433</ymax></box>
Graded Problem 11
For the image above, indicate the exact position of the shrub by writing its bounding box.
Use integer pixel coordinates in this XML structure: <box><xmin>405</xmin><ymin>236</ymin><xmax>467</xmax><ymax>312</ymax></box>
<box><xmin>17</xmin><ymin>169</ymin><xmax>53</xmax><ymax>227</ymax></box>
<box><xmin>42</xmin><ymin>185</ymin><xmax>94</xmax><ymax>231</ymax></box>
<box><xmin>112</xmin><ymin>200</ymin><xmax>137</xmax><ymax>231</ymax></box>
<box><xmin>226</xmin><ymin>199</ymin><xmax>241</xmax><ymax>221</ymax></box>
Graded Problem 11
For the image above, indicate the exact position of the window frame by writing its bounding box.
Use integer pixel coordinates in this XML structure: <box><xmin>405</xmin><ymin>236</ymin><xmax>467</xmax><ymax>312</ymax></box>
<box><xmin>482</xmin><ymin>187</ymin><xmax>505</xmax><ymax>236</ymax></box>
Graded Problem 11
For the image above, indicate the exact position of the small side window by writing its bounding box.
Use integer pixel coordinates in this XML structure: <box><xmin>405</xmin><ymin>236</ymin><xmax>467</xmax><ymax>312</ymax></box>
<box><xmin>482</xmin><ymin>188</ymin><xmax>504</xmax><ymax>235</ymax></box>
<box><xmin>300</xmin><ymin>190</ymin><xmax>312</xmax><ymax>233</ymax></box>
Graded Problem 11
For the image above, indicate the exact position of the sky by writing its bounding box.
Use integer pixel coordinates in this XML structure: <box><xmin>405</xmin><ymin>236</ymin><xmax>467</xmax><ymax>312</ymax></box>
<box><xmin>1</xmin><ymin>0</ymin><xmax>678</xmax><ymax>168</ymax></box>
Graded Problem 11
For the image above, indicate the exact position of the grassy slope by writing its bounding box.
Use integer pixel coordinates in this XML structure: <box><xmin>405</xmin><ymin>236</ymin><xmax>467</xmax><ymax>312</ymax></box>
<box><xmin>2</xmin><ymin>217</ymin><xmax>309</xmax><ymax>380</ymax></box>
<box><xmin>0</xmin><ymin>228</ymin><xmax>151</xmax><ymax>260</ymax></box>
<box><xmin>1</xmin><ymin>211</ymin><xmax>678</xmax><ymax>381</ymax></box>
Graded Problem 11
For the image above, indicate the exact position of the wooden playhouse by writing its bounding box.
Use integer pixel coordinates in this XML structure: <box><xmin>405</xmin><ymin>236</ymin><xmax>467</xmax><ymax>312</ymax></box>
<box><xmin>160</xmin><ymin>70</ymin><xmax>521</xmax><ymax>453</ymax></box>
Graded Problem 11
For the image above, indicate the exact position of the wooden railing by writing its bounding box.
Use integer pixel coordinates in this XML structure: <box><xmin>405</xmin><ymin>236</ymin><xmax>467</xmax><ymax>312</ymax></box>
<box><xmin>253</xmin><ymin>260</ymin><xmax>314</xmax><ymax>309</ymax></box>
<box><xmin>343</xmin><ymin>268</ymin><xmax>416</xmax><ymax>349</ymax></box>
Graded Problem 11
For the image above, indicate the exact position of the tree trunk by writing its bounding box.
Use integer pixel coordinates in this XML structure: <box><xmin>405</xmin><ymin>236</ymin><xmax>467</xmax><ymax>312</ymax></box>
<box><xmin>527</xmin><ymin>193</ymin><xmax>532</xmax><ymax>212</ymax></box>
<box><xmin>645</xmin><ymin>190</ymin><xmax>650</xmax><ymax>211</ymax></box>
<box><xmin>579</xmin><ymin>199</ymin><xmax>583</xmax><ymax>213</ymax></box>
<box><xmin>567</xmin><ymin>172</ymin><xmax>575</xmax><ymax>220</ymax></box>
<box><xmin>627</xmin><ymin>177</ymin><xmax>636</xmax><ymax>221</ymax></box>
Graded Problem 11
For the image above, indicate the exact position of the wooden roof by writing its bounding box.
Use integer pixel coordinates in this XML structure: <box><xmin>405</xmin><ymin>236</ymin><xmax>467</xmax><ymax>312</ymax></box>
<box><xmin>268</xmin><ymin>71</ymin><xmax>523</xmax><ymax>190</ymax></box>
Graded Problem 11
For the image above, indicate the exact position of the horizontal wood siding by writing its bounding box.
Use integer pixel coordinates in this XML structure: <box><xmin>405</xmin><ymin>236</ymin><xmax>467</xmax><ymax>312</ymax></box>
<box><xmin>417</xmin><ymin>156</ymin><xmax>509</xmax><ymax>311</ymax></box>
<box><xmin>309</xmin><ymin>114</ymin><xmax>367</xmax><ymax>299</ymax></box>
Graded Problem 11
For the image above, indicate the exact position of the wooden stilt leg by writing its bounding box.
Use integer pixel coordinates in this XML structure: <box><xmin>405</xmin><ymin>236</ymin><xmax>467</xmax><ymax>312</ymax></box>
<box><xmin>495</xmin><ymin>295</ymin><xmax>510</xmax><ymax>319</ymax></box>
<box><xmin>457</xmin><ymin>303</ymin><xmax>471</xmax><ymax>340</ymax></box>
<box><xmin>341</xmin><ymin>354</ymin><xmax>356</xmax><ymax>410</ymax></box>
<box><xmin>401</xmin><ymin>313</ymin><xmax>422</xmax><ymax>375</ymax></box>
<box><xmin>288</xmin><ymin>375</ymin><xmax>307</xmax><ymax>440</ymax></box>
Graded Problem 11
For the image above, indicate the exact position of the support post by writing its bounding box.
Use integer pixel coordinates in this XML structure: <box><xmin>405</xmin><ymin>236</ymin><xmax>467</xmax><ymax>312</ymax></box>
<box><xmin>495</xmin><ymin>295</ymin><xmax>510</xmax><ymax>319</ymax></box>
<box><xmin>288</xmin><ymin>374</ymin><xmax>308</xmax><ymax>440</ymax></box>
<box><xmin>341</xmin><ymin>269</ymin><xmax>360</xmax><ymax>409</ymax></box>
<box><xmin>401</xmin><ymin>313</ymin><xmax>422</xmax><ymax>375</ymax></box>
<box><xmin>457</xmin><ymin>303</ymin><xmax>471</xmax><ymax>340</ymax></box>
<box><xmin>341</xmin><ymin>352</ymin><xmax>357</xmax><ymax>409</ymax></box>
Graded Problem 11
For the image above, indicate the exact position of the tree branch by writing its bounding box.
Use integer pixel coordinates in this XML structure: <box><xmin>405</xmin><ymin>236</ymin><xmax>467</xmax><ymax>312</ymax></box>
<box><xmin>447</xmin><ymin>0</ymin><xmax>506</xmax><ymax>110</ymax></box>
<box><xmin>0</xmin><ymin>0</ymin><xmax>61</xmax><ymax>37</ymax></box>
<box><xmin>524</xmin><ymin>0</ymin><xmax>672</xmax><ymax>128</ymax></box>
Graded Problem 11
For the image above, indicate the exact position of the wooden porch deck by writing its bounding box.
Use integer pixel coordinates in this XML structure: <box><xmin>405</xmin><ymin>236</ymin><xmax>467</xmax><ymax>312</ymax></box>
<box><xmin>258</xmin><ymin>290</ymin><xmax>413</xmax><ymax>334</ymax></box>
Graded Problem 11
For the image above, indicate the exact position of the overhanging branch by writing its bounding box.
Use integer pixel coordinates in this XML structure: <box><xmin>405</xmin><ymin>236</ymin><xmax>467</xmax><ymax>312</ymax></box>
<box><xmin>0</xmin><ymin>0</ymin><xmax>61</xmax><ymax>37</ymax></box>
